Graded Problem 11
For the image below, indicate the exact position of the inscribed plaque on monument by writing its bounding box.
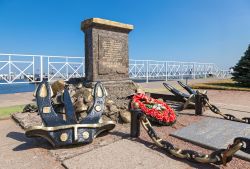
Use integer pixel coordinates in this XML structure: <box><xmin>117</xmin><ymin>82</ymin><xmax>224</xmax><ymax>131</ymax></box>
<box><xmin>98</xmin><ymin>35</ymin><xmax>127</xmax><ymax>75</ymax></box>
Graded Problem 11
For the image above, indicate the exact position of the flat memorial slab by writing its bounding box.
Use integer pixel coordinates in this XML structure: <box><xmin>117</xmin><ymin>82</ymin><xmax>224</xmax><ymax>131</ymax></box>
<box><xmin>171</xmin><ymin>117</ymin><xmax>250</xmax><ymax>161</ymax></box>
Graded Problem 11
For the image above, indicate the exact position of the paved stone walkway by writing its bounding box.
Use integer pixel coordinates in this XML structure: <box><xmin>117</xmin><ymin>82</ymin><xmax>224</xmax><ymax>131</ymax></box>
<box><xmin>63</xmin><ymin>139</ymin><xmax>188</xmax><ymax>169</ymax></box>
<box><xmin>0</xmin><ymin>80</ymin><xmax>249</xmax><ymax>168</ymax></box>
<box><xmin>0</xmin><ymin>92</ymin><xmax>34</xmax><ymax>108</ymax></box>
<box><xmin>0</xmin><ymin>119</ymin><xmax>63</xmax><ymax>169</ymax></box>
<box><xmin>0</xmin><ymin>119</ymin><xmax>197</xmax><ymax>169</ymax></box>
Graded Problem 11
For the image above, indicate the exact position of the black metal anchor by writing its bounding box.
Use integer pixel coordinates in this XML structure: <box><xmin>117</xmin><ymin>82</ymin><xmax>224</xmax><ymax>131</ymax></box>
<box><xmin>163</xmin><ymin>82</ymin><xmax>194</xmax><ymax>110</ymax></box>
<box><xmin>163</xmin><ymin>81</ymin><xmax>208</xmax><ymax>114</ymax></box>
<box><xmin>163</xmin><ymin>82</ymin><xmax>250</xmax><ymax>123</ymax></box>
<box><xmin>25</xmin><ymin>81</ymin><xmax>115</xmax><ymax>147</ymax></box>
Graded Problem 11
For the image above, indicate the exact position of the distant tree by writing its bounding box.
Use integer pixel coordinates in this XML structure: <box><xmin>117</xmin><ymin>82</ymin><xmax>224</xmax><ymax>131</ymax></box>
<box><xmin>232</xmin><ymin>44</ymin><xmax>250</xmax><ymax>86</ymax></box>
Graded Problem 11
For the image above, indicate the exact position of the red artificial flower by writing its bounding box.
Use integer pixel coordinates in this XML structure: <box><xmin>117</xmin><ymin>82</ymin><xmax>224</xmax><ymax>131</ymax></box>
<box><xmin>132</xmin><ymin>93</ymin><xmax>176</xmax><ymax>125</ymax></box>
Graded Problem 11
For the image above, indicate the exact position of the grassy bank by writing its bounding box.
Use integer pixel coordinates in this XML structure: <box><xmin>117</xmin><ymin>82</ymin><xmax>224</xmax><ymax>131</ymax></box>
<box><xmin>190</xmin><ymin>79</ymin><xmax>250</xmax><ymax>91</ymax></box>
<box><xmin>0</xmin><ymin>105</ymin><xmax>25</xmax><ymax>119</ymax></box>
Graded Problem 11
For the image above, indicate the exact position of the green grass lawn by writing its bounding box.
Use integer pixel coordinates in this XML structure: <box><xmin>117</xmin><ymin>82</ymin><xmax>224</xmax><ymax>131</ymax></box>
<box><xmin>0</xmin><ymin>105</ymin><xmax>25</xmax><ymax>119</ymax></box>
<box><xmin>190</xmin><ymin>79</ymin><xmax>250</xmax><ymax>91</ymax></box>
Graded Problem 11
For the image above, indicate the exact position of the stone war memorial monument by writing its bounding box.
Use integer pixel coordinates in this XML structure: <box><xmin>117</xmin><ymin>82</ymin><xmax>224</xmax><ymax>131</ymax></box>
<box><xmin>81</xmin><ymin>18</ymin><xmax>133</xmax><ymax>82</ymax></box>
<box><xmin>13</xmin><ymin>18</ymin><xmax>139</xmax><ymax>130</ymax></box>
<box><xmin>81</xmin><ymin>18</ymin><xmax>138</xmax><ymax>111</ymax></box>
<box><xmin>10</xmin><ymin>17</ymin><xmax>250</xmax><ymax>168</ymax></box>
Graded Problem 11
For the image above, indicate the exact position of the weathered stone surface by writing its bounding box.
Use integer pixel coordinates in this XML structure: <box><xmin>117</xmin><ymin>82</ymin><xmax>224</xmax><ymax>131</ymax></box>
<box><xmin>103</xmin><ymin>81</ymin><xmax>137</xmax><ymax>110</ymax></box>
<box><xmin>51</xmin><ymin>93</ymin><xmax>63</xmax><ymax>105</ymax></box>
<box><xmin>120</xmin><ymin>110</ymin><xmax>131</xmax><ymax>123</ymax></box>
<box><xmin>136</xmin><ymin>88</ymin><xmax>145</xmax><ymax>94</ymax></box>
<box><xmin>81</xmin><ymin>18</ymin><xmax>133</xmax><ymax>82</ymax></box>
<box><xmin>62</xmin><ymin>139</ymin><xmax>188</xmax><ymax>169</ymax></box>
<box><xmin>109</xmin><ymin>104</ymin><xmax>119</xmax><ymax>113</ymax></box>
<box><xmin>76</xmin><ymin>82</ymin><xmax>83</xmax><ymax>89</ymax></box>
<box><xmin>82</xmin><ymin>89</ymin><xmax>93</xmax><ymax>103</ymax></box>
<box><xmin>19</xmin><ymin>79</ymin><xmax>137</xmax><ymax>124</ymax></box>
<box><xmin>171</xmin><ymin>117</ymin><xmax>250</xmax><ymax>161</ymax></box>
<box><xmin>12</xmin><ymin>112</ymin><xmax>42</xmax><ymax>129</ymax></box>
<box><xmin>51</xmin><ymin>80</ymin><xmax>65</xmax><ymax>96</ymax></box>
<box><xmin>76</xmin><ymin>104</ymin><xmax>88</xmax><ymax>113</ymax></box>
<box><xmin>74</xmin><ymin>100</ymin><xmax>88</xmax><ymax>113</ymax></box>
<box><xmin>82</xmin><ymin>18</ymin><xmax>134</xmax><ymax>30</ymax></box>
<box><xmin>22</xmin><ymin>104</ymin><xmax>38</xmax><ymax>113</ymax></box>
<box><xmin>106</xmin><ymin>99</ymin><xmax>114</xmax><ymax>105</ymax></box>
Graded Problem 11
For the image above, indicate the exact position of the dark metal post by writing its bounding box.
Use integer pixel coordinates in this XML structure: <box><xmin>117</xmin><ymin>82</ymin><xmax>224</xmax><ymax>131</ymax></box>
<box><xmin>130</xmin><ymin>110</ymin><xmax>142</xmax><ymax>138</ymax></box>
<box><xmin>195</xmin><ymin>93</ymin><xmax>203</xmax><ymax>115</ymax></box>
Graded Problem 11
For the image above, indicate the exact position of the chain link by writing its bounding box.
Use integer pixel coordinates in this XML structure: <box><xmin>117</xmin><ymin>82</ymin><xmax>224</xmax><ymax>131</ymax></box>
<box><xmin>139</xmin><ymin>114</ymin><xmax>245</xmax><ymax>166</ymax></box>
<box><xmin>202</xmin><ymin>95</ymin><xmax>250</xmax><ymax>124</ymax></box>
<box><xmin>133</xmin><ymin>89</ymin><xmax>250</xmax><ymax>166</ymax></box>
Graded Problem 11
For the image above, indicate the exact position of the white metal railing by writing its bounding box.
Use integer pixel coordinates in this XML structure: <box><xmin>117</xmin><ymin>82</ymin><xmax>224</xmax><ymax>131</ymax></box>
<box><xmin>0</xmin><ymin>53</ymin><xmax>230</xmax><ymax>84</ymax></box>
<box><xmin>47</xmin><ymin>56</ymin><xmax>84</xmax><ymax>82</ymax></box>
<box><xmin>0</xmin><ymin>53</ymin><xmax>84</xmax><ymax>84</ymax></box>
<box><xmin>129</xmin><ymin>60</ymin><xmax>231</xmax><ymax>82</ymax></box>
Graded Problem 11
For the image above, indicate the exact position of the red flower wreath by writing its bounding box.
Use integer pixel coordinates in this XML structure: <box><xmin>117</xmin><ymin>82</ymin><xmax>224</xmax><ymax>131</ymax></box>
<box><xmin>131</xmin><ymin>93</ymin><xmax>176</xmax><ymax>125</ymax></box>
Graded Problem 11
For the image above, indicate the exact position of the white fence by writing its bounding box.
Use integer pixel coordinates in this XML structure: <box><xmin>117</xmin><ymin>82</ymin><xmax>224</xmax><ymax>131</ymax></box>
<box><xmin>0</xmin><ymin>53</ymin><xmax>84</xmax><ymax>84</ymax></box>
<box><xmin>129</xmin><ymin>60</ymin><xmax>230</xmax><ymax>82</ymax></box>
<box><xmin>0</xmin><ymin>53</ymin><xmax>230</xmax><ymax>84</ymax></box>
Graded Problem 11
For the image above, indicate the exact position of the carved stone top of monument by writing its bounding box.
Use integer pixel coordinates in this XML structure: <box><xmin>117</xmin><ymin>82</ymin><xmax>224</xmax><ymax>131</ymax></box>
<box><xmin>82</xmin><ymin>18</ymin><xmax>134</xmax><ymax>32</ymax></box>
<box><xmin>81</xmin><ymin>18</ymin><xmax>134</xmax><ymax>82</ymax></box>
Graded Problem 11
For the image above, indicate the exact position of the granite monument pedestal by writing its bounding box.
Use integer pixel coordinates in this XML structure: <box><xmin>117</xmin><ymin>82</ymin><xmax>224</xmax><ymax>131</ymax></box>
<box><xmin>81</xmin><ymin>18</ymin><xmax>133</xmax><ymax>82</ymax></box>
<box><xmin>81</xmin><ymin>18</ymin><xmax>137</xmax><ymax>109</ymax></box>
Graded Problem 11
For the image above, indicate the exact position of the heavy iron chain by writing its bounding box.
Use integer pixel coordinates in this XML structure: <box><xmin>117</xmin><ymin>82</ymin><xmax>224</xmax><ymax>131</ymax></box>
<box><xmin>200</xmin><ymin>93</ymin><xmax>250</xmax><ymax>124</ymax></box>
<box><xmin>139</xmin><ymin>114</ymin><xmax>250</xmax><ymax>166</ymax></box>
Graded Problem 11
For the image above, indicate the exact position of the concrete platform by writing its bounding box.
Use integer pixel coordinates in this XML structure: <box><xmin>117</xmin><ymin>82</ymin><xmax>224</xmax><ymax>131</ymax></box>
<box><xmin>62</xmin><ymin>139</ymin><xmax>189</xmax><ymax>169</ymax></box>
<box><xmin>0</xmin><ymin>119</ymin><xmax>63</xmax><ymax>169</ymax></box>
<box><xmin>0</xmin><ymin>92</ymin><xmax>34</xmax><ymax>108</ymax></box>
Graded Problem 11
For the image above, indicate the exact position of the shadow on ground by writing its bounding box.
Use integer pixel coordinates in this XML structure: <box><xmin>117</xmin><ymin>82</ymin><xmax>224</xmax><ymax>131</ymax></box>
<box><xmin>7</xmin><ymin>130</ymin><xmax>219</xmax><ymax>169</ymax></box>
<box><xmin>109</xmin><ymin>132</ymin><xmax>220</xmax><ymax>169</ymax></box>
<box><xmin>6</xmin><ymin>131</ymin><xmax>51</xmax><ymax>151</ymax></box>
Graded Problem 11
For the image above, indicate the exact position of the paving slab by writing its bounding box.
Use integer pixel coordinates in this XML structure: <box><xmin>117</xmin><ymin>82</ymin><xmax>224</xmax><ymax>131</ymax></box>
<box><xmin>171</xmin><ymin>117</ymin><xmax>250</xmax><ymax>161</ymax></box>
<box><xmin>0</xmin><ymin>92</ymin><xmax>34</xmax><ymax>108</ymax></box>
<box><xmin>0</xmin><ymin>119</ymin><xmax>63</xmax><ymax>169</ymax></box>
<box><xmin>62</xmin><ymin>139</ymin><xmax>190</xmax><ymax>169</ymax></box>
<box><xmin>49</xmin><ymin>123</ymin><xmax>130</xmax><ymax>161</ymax></box>
<box><xmin>11</xmin><ymin>112</ymin><xmax>131</xmax><ymax>161</ymax></box>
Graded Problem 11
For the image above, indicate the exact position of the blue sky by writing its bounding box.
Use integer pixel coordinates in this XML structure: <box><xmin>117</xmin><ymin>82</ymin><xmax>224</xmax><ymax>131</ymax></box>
<box><xmin>0</xmin><ymin>0</ymin><xmax>250</xmax><ymax>69</ymax></box>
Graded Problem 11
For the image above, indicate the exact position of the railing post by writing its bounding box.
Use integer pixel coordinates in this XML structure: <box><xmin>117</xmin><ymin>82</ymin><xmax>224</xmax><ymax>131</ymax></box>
<box><xmin>8</xmin><ymin>55</ymin><xmax>11</xmax><ymax>82</ymax></box>
<box><xmin>66</xmin><ymin>57</ymin><xmax>69</xmax><ymax>80</ymax></box>
<box><xmin>181</xmin><ymin>62</ymin><xmax>183</xmax><ymax>80</ymax></box>
<box><xmin>134</xmin><ymin>60</ymin><xmax>137</xmax><ymax>79</ymax></box>
<box><xmin>165</xmin><ymin>61</ymin><xmax>168</xmax><ymax>81</ymax></box>
<box><xmin>32</xmin><ymin>56</ymin><xmax>35</xmax><ymax>82</ymax></box>
<box><xmin>48</xmin><ymin>56</ymin><xmax>50</xmax><ymax>82</ymax></box>
<box><xmin>146</xmin><ymin>60</ymin><xmax>149</xmax><ymax>83</ymax></box>
<box><xmin>193</xmin><ymin>63</ymin><xmax>196</xmax><ymax>79</ymax></box>
<box><xmin>40</xmin><ymin>56</ymin><xmax>43</xmax><ymax>82</ymax></box>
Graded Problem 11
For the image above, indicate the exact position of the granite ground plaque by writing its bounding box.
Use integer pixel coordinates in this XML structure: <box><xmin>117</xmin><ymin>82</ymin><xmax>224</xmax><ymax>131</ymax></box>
<box><xmin>171</xmin><ymin>117</ymin><xmax>250</xmax><ymax>161</ymax></box>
